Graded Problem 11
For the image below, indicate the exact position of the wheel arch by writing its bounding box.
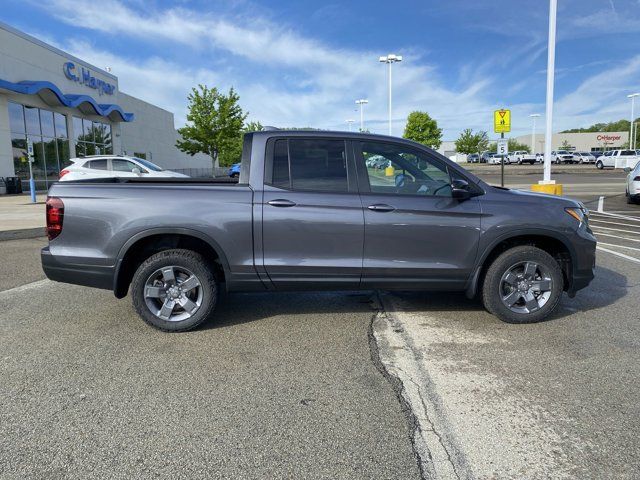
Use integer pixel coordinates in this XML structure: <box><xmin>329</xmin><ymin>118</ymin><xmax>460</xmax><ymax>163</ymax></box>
<box><xmin>113</xmin><ymin>228</ymin><xmax>231</xmax><ymax>298</ymax></box>
<box><xmin>467</xmin><ymin>230</ymin><xmax>576</xmax><ymax>298</ymax></box>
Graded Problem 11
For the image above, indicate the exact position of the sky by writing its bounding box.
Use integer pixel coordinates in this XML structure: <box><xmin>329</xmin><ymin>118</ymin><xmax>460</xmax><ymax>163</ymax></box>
<box><xmin>3</xmin><ymin>0</ymin><xmax>640</xmax><ymax>139</ymax></box>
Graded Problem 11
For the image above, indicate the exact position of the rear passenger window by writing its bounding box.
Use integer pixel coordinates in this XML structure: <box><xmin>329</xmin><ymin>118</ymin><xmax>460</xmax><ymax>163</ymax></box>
<box><xmin>87</xmin><ymin>159</ymin><xmax>108</xmax><ymax>170</ymax></box>
<box><xmin>268</xmin><ymin>139</ymin><xmax>348</xmax><ymax>192</ymax></box>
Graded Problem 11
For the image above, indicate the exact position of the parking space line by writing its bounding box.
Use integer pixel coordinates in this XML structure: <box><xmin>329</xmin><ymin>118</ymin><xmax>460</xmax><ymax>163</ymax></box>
<box><xmin>594</xmin><ymin>232</ymin><xmax>640</xmax><ymax>243</ymax></box>
<box><xmin>590</xmin><ymin>225</ymin><xmax>640</xmax><ymax>235</ymax></box>
<box><xmin>590</xmin><ymin>219</ymin><xmax>640</xmax><ymax>228</ymax></box>
<box><xmin>591</xmin><ymin>211</ymin><xmax>640</xmax><ymax>222</ymax></box>
<box><xmin>0</xmin><ymin>279</ymin><xmax>50</xmax><ymax>297</ymax></box>
<box><xmin>597</xmin><ymin>242</ymin><xmax>640</xmax><ymax>252</ymax></box>
<box><xmin>596</xmin><ymin>246</ymin><xmax>640</xmax><ymax>264</ymax></box>
<box><xmin>597</xmin><ymin>196</ymin><xmax>604</xmax><ymax>212</ymax></box>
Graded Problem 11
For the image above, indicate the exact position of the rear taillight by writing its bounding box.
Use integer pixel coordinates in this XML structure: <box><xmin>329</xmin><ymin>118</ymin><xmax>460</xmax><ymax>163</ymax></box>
<box><xmin>59</xmin><ymin>169</ymin><xmax>70</xmax><ymax>179</ymax></box>
<box><xmin>46</xmin><ymin>196</ymin><xmax>64</xmax><ymax>240</ymax></box>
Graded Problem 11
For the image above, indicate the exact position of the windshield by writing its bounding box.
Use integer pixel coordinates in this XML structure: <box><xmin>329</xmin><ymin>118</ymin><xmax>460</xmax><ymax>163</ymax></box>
<box><xmin>134</xmin><ymin>158</ymin><xmax>163</xmax><ymax>171</ymax></box>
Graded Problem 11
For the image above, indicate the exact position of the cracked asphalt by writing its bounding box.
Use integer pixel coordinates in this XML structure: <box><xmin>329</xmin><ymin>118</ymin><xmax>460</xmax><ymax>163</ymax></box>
<box><xmin>0</xmin><ymin>238</ymin><xmax>420</xmax><ymax>479</ymax></box>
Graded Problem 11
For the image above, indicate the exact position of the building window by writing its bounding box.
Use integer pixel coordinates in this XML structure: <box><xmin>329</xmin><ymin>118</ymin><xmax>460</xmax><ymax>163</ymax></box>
<box><xmin>8</xmin><ymin>102</ymin><xmax>71</xmax><ymax>191</ymax></box>
<box><xmin>73</xmin><ymin>117</ymin><xmax>113</xmax><ymax>157</ymax></box>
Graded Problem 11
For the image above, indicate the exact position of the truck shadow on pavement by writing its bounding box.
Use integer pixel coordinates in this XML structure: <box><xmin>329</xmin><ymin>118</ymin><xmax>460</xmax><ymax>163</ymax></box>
<box><xmin>204</xmin><ymin>265</ymin><xmax>626</xmax><ymax>329</ymax></box>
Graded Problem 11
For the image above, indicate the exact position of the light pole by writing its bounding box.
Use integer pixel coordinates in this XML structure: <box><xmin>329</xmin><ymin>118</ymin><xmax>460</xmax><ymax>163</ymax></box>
<box><xmin>346</xmin><ymin>119</ymin><xmax>355</xmax><ymax>132</ymax></box>
<box><xmin>379</xmin><ymin>54</ymin><xmax>402</xmax><ymax>135</ymax></box>
<box><xmin>529</xmin><ymin>114</ymin><xmax>541</xmax><ymax>154</ymax></box>
<box><xmin>627</xmin><ymin>93</ymin><xmax>639</xmax><ymax>150</ymax></box>
<box><xmin>355</xmin><ymin>99</ymin><xmax>368</xmax><ymax>132</ymax></box>
<box><xmin>542</xmin><ymin>0</ymin><xmax>557</xmax><ymax>186</ymax></box>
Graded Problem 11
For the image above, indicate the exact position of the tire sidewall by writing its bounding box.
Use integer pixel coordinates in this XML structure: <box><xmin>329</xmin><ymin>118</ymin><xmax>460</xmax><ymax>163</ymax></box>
<box><xmin>482</xmin><ymin>246</ymin><xmax>563</xmax><ymax>324</ymax></box>
<box><xmin>131</xmin><ymin>249</ymin><xmax>217</xmax><ymax>332</ymax></box>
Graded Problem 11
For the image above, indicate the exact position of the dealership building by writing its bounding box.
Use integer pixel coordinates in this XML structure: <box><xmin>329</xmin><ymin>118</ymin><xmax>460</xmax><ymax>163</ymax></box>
<box><xmin>0</xmin><ymin>22</ymin><xmax>209</xmax><ymax>191</ymax></box>
<box><xmin>513</xmin><ymin>131</ymin><xmax>630</xmax><ymax>154</ymax></box>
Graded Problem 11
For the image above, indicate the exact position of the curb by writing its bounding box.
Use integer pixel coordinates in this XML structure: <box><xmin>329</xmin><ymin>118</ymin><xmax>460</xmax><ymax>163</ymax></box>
<box><xmin>0</xmin><ymin>227</ymin><xmax>46</xmax><ymax>242</ymax></box>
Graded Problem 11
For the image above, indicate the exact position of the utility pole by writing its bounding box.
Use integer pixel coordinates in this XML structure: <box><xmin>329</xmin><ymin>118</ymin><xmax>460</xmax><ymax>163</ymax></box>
<box><xmin>379</xmin><ymin>54</ymin><xmax>402</xmax><ymax>135</ymax></box>
<box><xmin>542</xmin><ymin>0</ymin><xmax>557</xmax><ymax>186</ymax></box>
<box><xmin>628</xmin><ymin>93</ymin><xmax>639</xmax><ymax>149</ymax></box>
<box><xmin>529</xmin><ymin>114</ymin><xmax>541</xmax><ymax>154</ymax></box>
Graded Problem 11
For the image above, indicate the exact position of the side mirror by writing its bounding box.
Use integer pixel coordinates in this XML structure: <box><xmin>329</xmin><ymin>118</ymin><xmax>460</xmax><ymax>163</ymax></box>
<box><xmin>131</xmin><ymin>167</ymin><xmax>141</xmax><ymax>175</ymax></box>
<box><xmin>623</xmin><ymin>167</ymin><xmax>632</xmax><ymax>173</ymax></box>
<box><xmin>451</xmin><ymin>178</ymin><xmax>471</xmax><ymax>201</ymax></box>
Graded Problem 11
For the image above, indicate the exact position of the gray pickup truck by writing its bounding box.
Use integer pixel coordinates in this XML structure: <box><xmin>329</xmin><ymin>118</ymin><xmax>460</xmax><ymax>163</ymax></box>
<box><xmin>42</xmin><ymin>131</ymin><xmax>596</xmax><ymax>331</ymax></box>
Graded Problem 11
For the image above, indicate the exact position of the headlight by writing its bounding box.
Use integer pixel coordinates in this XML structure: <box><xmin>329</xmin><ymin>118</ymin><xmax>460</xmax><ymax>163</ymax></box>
<box><xmin>565</xmin><ymin>206</ymin><xmax>589</xmax><ymax>225</ymax></box>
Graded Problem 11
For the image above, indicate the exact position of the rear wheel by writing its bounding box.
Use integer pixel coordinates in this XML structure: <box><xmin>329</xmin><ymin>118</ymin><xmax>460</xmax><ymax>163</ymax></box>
<box><xmin>482</xmin><ymin>246</ymin><xmax>563</xmax><ymax>324</ymax></box>
<box><xmin>131</xmin><ymin>249</ymin><xmax>218</xmax><ymax>332</ymax></box>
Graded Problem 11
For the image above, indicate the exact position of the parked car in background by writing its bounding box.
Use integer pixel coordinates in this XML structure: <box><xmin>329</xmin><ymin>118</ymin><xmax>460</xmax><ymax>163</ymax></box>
<box><xmin>625</xmin><ymin>163</ymin><xmax>640</xmax><ymax>204</ymax></box>
<box><xmin>591</xmin><ymin>150</ymin><xmax>604</xmax><ymax>160</ymax></box>
<box><xmin>467</xmin><ymin>153</ymin><xmax>480</xmax><ymax>163</ymax></box>
<box><xmin>552</xmin><ymin>150</ymin><xmax>576</xmax><ymax>164</ymax></box>
<box><xmin>42</xmin><ymin>130</ymin><xmax>596</xmax><ymax>331</ymax></box>
<box><xmin>574</xmin><ymin>152</ymin><xmax>596</xmax><ymax>164</ymax></box>
<box><xmin>509</xmin><ymin>150</ymin><xmax>539</xmax><ymax>165</ymax></box>
<box><xmin>596</xmin><ymin>150</ymin><xmax>640</xmax><ymax>169</ymax></box>
<box><xmin>488</xmin><ymin>153</ymin><xmax>508</xmax><ymax>165</ymax></box>
<box><xmin>228</xmin><ymin>163</ymin><xmax>241</xmax><ymax>178</ymax></box>
<box><xmin>59</xmin><ymin>156</ymin><xmax>188</xmax><ymax>181</ymax></box>
<box><xmin>480</xmin><ymin>151</ymin><xmax>492</xmax><ymax>163</ymax></box>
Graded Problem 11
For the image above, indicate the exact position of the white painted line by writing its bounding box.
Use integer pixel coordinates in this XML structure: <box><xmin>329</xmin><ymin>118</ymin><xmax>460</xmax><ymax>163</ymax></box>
<box><xmin>597</xmin><ymin>242</ymin><xmax>640</xmax><ymax>252</ymax></box>
<box><xmin>0</xmin><ymin>279</ymin><xmax>51</xmax><ymax>298</ymax></box>
<box><xmin>594</xmin><ymin>232</ymin><xmax>640</xmax><ymax>243</ymax></box>
<box><xmin>590</xmin><ymin>218</ymin><xmax>640</xmax><ymax>228</ymax></box>
<box><xmin>590</xmin><ymin>225</ymin><xmax>640</xmax><ymax>235</ymax></box>
<box><xmin>597</xmin><ymin>246</ymin><xmax>640</xmax><ymax>264</ymax></box>
<box><xmin>597</xmin><ymin>196</ymin><xmax>604</xmax><ymax>212</ymax></box>
<box><xmin>590</xmin><ymin>211</ymin><xmax>640</xmax><ymax>223</ymax></box>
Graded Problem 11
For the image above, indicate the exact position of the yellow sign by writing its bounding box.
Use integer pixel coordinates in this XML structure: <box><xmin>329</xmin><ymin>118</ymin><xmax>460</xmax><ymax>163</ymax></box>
<box><xmin>494</xmin><ymin>109</ymin><xmax>511</xmax><ymax>133</ymax></box>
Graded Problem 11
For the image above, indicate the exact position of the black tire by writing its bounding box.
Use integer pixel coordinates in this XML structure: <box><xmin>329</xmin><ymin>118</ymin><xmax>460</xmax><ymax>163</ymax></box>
<box><xmin>131</xmin><ymin>249</ymin><xmax>218</xmax><ymax>332</ymax></box>
<box><xmin>482</xmin><ymin>246</ymin><xmax>564</xmax><ymax>324</ymax></box>
<box><xmin>596</xmin><ymin>160</ymin><xmax>603</xmax><ymax>170</ymax></box>
<box><xmin>231</xmin><ymin>172</ymin><xmax>239</xmax><ymax>178</ymax></box>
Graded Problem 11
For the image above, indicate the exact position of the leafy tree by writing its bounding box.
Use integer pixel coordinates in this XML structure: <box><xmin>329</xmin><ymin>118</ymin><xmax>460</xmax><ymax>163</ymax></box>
<box><xmin>508</xmin><ymin>138</ymin><xmax>530</xmax><ymax>153</ymax></box>
<box><xmin>176</xmin><ymin>85</ymin><xmax>247</xmax><ymax>168</ymax></box>
<box><xmin>455</xmin><ymin>128</ymin><xmax>489</xmax><ymax>154</ymax></box>
<box><xmin>403</xmin><ymin>111</ymin><xmax>442</xmax><ymax>149</ymax></box>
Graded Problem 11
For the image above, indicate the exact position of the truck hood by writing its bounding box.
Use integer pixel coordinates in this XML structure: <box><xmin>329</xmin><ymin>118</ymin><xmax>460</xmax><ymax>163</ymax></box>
<box><xmin>488</xmin><ymin>185</ymin><xmax>583</xmax><ymax>209</ymax></box>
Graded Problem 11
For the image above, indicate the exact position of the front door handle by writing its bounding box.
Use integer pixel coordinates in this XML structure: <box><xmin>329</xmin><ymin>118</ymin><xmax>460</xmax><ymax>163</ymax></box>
<box><xmin>268</xmin><ymin>199</ymin><xmax>297</xmax><ymax>207</ymax></box>
<box><xmin>367</xmin><ymin>203</ymin><xmax>395</xmax><ymax>212</ymax></box>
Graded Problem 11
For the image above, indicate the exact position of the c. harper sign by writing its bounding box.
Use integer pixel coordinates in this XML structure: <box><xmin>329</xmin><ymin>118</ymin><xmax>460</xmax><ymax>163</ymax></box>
<box><xmin>596</xmin><ymin>134</ymin><xmax>622</xmax><ymax>142</ymax></box>
<box><xmin>63</xmin><ymin>62</ymin><xmax>115</xmax><ymax>96</ymax></box>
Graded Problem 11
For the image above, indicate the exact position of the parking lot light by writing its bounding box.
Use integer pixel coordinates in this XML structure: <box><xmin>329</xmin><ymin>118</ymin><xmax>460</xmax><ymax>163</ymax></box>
<box><xmin>355</xmin><ymin>99</ymin><xmax>368</xmax><ymax>132</ymax></box>
<box><xmin>529</xmin><ymin>114</ymin><xmax>541</xmax><ymax>154</ymax></box>
<box><xmin>379</xmin><ymin>54</ymin><xmax>403</xmax><ymax>135</ymax></box>
<box><xmin>627</xmin><ymin>93</ymin><xmax>639</xmax><ymax>150</ymax></box>
<box><xmin>346</xmin><ymin>119</ymin><xmax>355</xmax><ymax>131</ymax></box>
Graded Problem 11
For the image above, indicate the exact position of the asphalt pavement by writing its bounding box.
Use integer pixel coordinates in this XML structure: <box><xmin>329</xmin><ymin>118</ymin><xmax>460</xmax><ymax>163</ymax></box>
<box><xmin>0</xmin><ymin>239</ymin><xmax>420</xmax><ymax>479</ymax></box>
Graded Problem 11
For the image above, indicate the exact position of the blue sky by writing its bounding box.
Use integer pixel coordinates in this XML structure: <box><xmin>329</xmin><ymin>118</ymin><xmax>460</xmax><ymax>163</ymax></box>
<box><xmin>3</xmin><ymin>0</ymin><xmax>640</xmax><ymax>139</ymax></box>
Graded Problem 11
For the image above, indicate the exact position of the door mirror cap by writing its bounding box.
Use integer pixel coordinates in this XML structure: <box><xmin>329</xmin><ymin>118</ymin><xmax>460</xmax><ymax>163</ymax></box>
<box><xmin>451</xmin><ymin>179</ymin><xmax>471</xmax><ymax>200</ymax></box>
<box><xmin>623</xmin><ymin>167</ymin><xmax>632</xmax><ymax>173</ymax></box>
<box><xmin>131</xmin><ymin>167</ymin><xmax>141</xmax><ymax>175</ymax></box>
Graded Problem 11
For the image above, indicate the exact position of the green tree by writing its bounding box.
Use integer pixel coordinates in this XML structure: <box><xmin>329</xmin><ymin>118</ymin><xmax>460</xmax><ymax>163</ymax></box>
<box><xmin>455</xmin><ymin>128</ymin><xmax>489</xmax><ymax>154</ymax></box>
<box><xmin>508</xmin><ymin>138</ymin><xmax>530</xmax><ymax>153</ymax></box>
<box><xmin>176</xmin><ymin>85</ymin><xmax>247</xmax><ymax>168</ymax></box>
<box><xmin>403</xmin><ymin>111</ymin><xmax>442</xmax><ymax>149</ymax></box>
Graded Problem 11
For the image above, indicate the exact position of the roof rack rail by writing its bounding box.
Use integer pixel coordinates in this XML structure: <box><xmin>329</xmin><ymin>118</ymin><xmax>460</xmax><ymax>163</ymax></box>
<box><xmin>262</xmin><ymin>126</ymin><xmax>280</xmax><ymax>131</ymax></box>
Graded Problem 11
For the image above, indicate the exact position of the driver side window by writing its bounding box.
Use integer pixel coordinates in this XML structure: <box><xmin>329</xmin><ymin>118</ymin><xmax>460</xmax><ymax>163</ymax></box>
<box><xmin>360</xmin><ymin>141</ymin><xmax>452</xmax><ymax>197</ymax></box>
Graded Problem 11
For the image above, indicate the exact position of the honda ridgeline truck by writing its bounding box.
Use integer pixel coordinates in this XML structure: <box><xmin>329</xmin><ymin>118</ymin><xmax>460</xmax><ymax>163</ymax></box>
<box><xmin>42</xmin><ymin>131</ymin><xmax>596</xmax><ymax>331</ymax></box>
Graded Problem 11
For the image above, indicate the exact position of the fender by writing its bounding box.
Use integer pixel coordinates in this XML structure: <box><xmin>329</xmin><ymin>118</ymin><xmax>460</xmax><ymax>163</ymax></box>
<box><xmin>112</xmin><ymin>227</ymin><xmax>232</xmax><ymax>296</ymax></box>
<box><xmin>465</xmin><ymin>227</ymin><xmax>577</xmax><ymax>298</ymax></box>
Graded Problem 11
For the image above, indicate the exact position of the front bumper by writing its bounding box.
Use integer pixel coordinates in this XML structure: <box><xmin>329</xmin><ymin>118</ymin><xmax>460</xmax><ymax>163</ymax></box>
<box><xmin>41</xmin><ymin>247</ymin><xmax>115</xmax><ymax>290</ymax></box>
<box><xmin>566</xmin><ymin>227</ymin><xmax>597</xmax><ymax>297</ymax></box>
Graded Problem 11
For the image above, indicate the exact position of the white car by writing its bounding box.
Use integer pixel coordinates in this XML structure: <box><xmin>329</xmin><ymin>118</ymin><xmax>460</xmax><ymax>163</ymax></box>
<box><xmin>59</xmin><ymin>155</ymin><xmax>189</xmax><ymax>181</ymax></box>
<box><xmin>508</xmin><ymin>150</ymin><xmax>540</xmax><ymax>165</ymax></box>
<box><xmin>596</xmin><ymin>150</ymin><xmax>640</xmax><ymax>170</ymax></box>
<box><xmin>488</xmin><ymin>153</ymin><xmax>508</xmax><ymax>165</ymax></box>
<box><xmin>625</xmin><ymin>162</ymin><xmax>640</xmax><ymax>204</ymax></box>
<box><xmin>574</xmin><ymin>152</ymin><xmax>596</xmax><ymax>164</ymax></box>
<box><xmin>551</xmin><ymin>150</ymin><xmax>576</xmax><ymax>164</ymax></box>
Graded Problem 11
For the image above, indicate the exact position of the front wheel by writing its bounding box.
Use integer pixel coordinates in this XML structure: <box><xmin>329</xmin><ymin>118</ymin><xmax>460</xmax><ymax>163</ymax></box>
<box><xmin>131</xmin><ymin>249</ymin><xmax>218</xmax><ymax>332</ymax></box>
<box><xmin>482</xmin><ymin>246</ymin><xmax>564</xmax><ymax>324</ymax></box>
<box><xmin>596</xmin><ymin>160</ymin><xmax>603</xmax><ymax>169</ymax></box>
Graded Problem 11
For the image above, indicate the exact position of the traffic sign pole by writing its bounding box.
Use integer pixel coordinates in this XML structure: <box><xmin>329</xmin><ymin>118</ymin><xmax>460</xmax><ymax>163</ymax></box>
<box><xmin>501</xmin><ymin>132</ymin><xmax>505</xmax><ymax>187</ymax></box>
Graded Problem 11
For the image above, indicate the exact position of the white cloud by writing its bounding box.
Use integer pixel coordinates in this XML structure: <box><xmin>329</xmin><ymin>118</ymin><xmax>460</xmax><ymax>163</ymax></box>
<box><xmin>28</xmin><ymin>0</ymin><xmax>640</xmax><ymax>138</ymax></box>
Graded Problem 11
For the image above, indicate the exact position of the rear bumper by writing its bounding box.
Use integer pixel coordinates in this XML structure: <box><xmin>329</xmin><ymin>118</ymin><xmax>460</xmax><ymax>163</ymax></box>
<box><xmin>41</xmin><ymin>247</ymin><xmax>114</xmax><ymax>290</ymax></box>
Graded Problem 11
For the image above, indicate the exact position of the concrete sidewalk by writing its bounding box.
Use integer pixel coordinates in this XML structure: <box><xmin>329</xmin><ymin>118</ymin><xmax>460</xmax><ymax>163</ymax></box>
<box><xmin>0</xmin><ymin>194</ymin><xmax>46</xmax><ymax>240</ymax></box>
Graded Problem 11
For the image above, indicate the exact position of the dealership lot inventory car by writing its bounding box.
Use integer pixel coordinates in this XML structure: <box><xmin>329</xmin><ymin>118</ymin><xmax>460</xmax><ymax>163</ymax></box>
<box><xmin>59</xmin><ymin>155</ymin><xmax>188</xmax><ymax>181</ymax></box>
<box><xmin>596</xmin><ymin>150</ymin><xmax>640</xmax><ymax>169</ymax></box>
<box><xmin>509</xmin><ymin>150</ymin><xmax>540</xmax><ymax>165</ymax></box>
<box><xmin>42</xmin><ymin>131</ymin><xmax>596</xmax><ymax>332</ymax></box>
<box><xmin>467</xmin><ymin>153</ymin><xmax>480</xmax><ymax>163</ymax></box>
<box><xmin>552</xmin><ymin>150</ymin><xmax>576</xmax><ymax>164</ymax></box>
<box><xmin>625</xmin><ymin>163</ymin><xmax>640</xmax><ymax>204</ymax></box>
<box><xmin>574</xmin><ymin>152</ymin><xmax>596</xmax><ymax>164</ymax></box>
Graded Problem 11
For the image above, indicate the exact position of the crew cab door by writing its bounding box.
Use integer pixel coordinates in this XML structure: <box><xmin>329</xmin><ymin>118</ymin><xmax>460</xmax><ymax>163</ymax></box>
<box><xmin>354</xmin><ymin>140</ymin><xmax>482</xmax><ymax>290</ymax></box>
<box><xmin>261</xmin><ymin>137</ymin><xmax>364</xmax><ymax>289</ymax></box>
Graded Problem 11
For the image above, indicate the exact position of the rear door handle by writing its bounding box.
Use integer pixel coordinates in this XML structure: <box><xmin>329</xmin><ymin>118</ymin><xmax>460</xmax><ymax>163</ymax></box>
<box><xmin>268</xmin><ymin>199</ymin><xmax>297</xmax><ymax>207</ymax></box>
<box><xmin>367</xmin><ymin>203</ymin><xmax>395</xmax><ymax>212</ymax></box>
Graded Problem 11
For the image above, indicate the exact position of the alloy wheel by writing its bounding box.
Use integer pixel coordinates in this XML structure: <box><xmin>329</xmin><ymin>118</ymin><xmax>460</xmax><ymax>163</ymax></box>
<box><xmin>144</xmin><ymin>265</ymin><xmax>203</xmax><ymax>321</ymax></box>
<box><xmin>499</xmin><ymin>261</ymin><xmax>553</xmax><ymax>314</ymax></box>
